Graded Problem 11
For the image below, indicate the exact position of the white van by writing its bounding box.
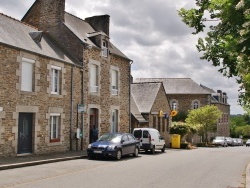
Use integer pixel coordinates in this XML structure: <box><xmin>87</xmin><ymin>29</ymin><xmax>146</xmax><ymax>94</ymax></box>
<box><xmin>133</xmin><ymin>128</ymin><xmax>165</xmax><ymax>154</ymax></box>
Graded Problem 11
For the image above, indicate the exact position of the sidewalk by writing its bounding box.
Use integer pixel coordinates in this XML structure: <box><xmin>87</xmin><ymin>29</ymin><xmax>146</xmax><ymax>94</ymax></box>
<box><xmin>0</xmin><ymin>150</ymin><xmax>88</xmax><ymax>171</ymax></box>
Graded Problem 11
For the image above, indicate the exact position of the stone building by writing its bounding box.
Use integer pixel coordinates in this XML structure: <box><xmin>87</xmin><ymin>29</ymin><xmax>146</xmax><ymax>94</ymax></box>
<box><xmin>134</xmin><ymin>78</ymin><xmax>231</xmax><ymax>143</ymax></box>
<box><xmin>131</xmin><ymin>82</ymin><xmax>172</xmax><ymax>145</ymax></box>
<box><xmin>0</xmin><ymin>0</ymin><xmax>131</xmax><ymax>157</ymax></box>
<box><xmin>0</xmin><ymin>13</ymin><xmax>83</xmax><ymax>156</ymax></box>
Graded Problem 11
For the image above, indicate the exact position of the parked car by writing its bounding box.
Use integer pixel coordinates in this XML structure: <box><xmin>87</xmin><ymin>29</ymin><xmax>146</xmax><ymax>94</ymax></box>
<box><xmin>246</xmin><ymin>139</ymin><xmax>250</xmax><ymax>147</ymax></box>
<box><xmin>237</xmin><ymin>138</ymin><xmax>243</xmax><ymax>146</ymax></box>
<box><xmin>225</xmin><ymin>137</ymin><xmax>233</xmax><ymax>146</ymax></box>
<box><xmin>232</xmin><ymin>138</ymin><xmax>238</xmax><ymax>146</ymax></box>
<box><xmin>133</xmin><ymin>128</ymin><xmax>165</xmax><ymax>154</ymax></box>
<box><xmin>212</xmin><ymin>136</ymin><xmax>227</xmax><ymax>147</ymax></box>
<box><xmin>87</xmin><ymin>132</ymin><xmax>140</xmax><ymax>160</ymax></box>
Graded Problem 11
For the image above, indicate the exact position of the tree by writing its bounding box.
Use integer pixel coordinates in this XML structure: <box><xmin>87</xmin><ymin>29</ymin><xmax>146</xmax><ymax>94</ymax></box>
<box><xmin>169</xmin><ymin>122</ymin><xmax>191</xmax><ymax>140</ymax></box>
<box><xmin>178</xmin><ymin>0</ymin><xmax>250</xmax><ymax>107</ymax></box>
<box><xmin>172</xmin><ymin>110</ymin><xmax>188</xmax><ymax>122</ymax></box>
<box><xmin>186</xmin><ymin>105</ymin><xmax>222</xmax><ymax>143</ymax></box>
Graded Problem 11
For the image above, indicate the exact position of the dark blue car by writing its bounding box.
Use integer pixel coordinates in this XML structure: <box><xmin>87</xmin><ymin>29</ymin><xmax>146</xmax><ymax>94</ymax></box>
<box><xmin>87</xmin><ymin>133</ymin><xmax>140</xmax><ymax>160</ymax></box>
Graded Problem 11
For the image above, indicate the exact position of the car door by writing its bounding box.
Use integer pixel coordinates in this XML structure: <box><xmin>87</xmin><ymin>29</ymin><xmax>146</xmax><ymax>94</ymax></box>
<box><xmin>127</xmin><ymin>134</ymin><xmax>137</xmax><ymax>154</ymax></box>
<box><xmin>121</xmin><ymin>134</ymin><xmax>130</xmax><ymax>155</ymax></box>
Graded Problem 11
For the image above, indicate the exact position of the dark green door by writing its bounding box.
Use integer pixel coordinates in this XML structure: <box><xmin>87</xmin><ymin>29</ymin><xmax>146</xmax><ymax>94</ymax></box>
<box><xmin>18</xmin><ymin>113</ymin><xmax>33</xmax><ymax>154</ymax></box>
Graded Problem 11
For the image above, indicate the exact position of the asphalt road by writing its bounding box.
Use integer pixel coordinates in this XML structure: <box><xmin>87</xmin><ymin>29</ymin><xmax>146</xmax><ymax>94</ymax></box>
<box><xmin>0</xmin><ymin>146</ymin><xmax>249</xmax><ymax>188</ymax></box>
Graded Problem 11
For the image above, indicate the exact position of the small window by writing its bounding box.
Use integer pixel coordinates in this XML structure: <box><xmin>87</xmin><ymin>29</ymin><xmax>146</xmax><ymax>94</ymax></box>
<box><xmin>102</xmin><ymin>41</ymin><xmax>108</xmax><ymax>57</ymax></box>
<box><xmin>111</xmin><ymin>70</ymin><xmax>118</xmax><ymax>95</ymax></box>
<box><xmin>128</xmin><ymin>134</ymin><xmax>135</xmax><ymax>141</ymax></box>
<box><xmin>50</xmin><ymin>114</ymin><xmax>60</xmax><ymax>142</ymax></box>
<box><xmin>122</xmin><ymin>135</ymin><xmax>129</xmax><ymax>142</ymax></box>
<box><xmin>171</xmin><ymin>101</ymin><xmax>177</xmax><ymax>110</ymax></box>
<box><xmin>143</xmin><ymin>131</ymin><xmax>149</xmax><ymax>138</ymax></box>
<box><xmin>193</xmin><ymin>101</ymin><xmax>199</xmax><ymax>109</ymax></box>
<box><xmin>51</xmin><ymin>66</ymin><xmax>61</xmax><ymax>95</ymax></box>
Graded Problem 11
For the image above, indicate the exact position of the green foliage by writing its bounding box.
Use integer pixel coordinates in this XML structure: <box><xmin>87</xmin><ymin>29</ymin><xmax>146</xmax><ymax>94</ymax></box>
<box><xmin>169</xmin><ymin>122</ymin><xmax>190</xmax><ymax>139</ymax></box>
<box><xmin>186</xmin><ymin>105</ymin><xmax>222</xmax><ymax>143</ymax></box>
<box><xmin>235</xmin><ymin>125</ymin><xmax>250</xmax><ymax>138</ymax></box>
<box><xmin>230</xmin><ymin>114</ymin><xmax>250</xmax><ymax>137</ymax></box>
<box><xmin>172</xmin><ymin>111</ymin><xmax>188</xmax><ymax>122</ymax></box>
<box><xmin>178</xmin><ymin>0</ymin><xmax>250</xmax><ymax>107</ymax></box>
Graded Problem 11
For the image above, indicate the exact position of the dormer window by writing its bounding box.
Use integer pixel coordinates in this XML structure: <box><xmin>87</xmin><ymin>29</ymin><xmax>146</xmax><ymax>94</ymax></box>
<box><xmin>102</xmin><ymin>40</ymin><xmax>108</xmax><ymax>57</ymax></box>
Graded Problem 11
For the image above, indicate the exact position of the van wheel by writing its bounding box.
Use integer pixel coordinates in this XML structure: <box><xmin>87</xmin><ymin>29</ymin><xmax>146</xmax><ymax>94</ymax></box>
<box><xmin>133</xmin><ymin>147</ymin><xmax>139</xmax><ymax>157</ymax></box>
<box><xmin>116</xmin><ymin>150</ymin><xmax>122</xmax><ymax>160</ymax></box>
<box><xmin>151</xmin><ymin>146</ymin><xmax>155</xmax><ymax>154</ymax></box>
<box><xmin>161</xmin><ymin>145</ymin><xmax>165</xmax><ymax>153</ymax></box>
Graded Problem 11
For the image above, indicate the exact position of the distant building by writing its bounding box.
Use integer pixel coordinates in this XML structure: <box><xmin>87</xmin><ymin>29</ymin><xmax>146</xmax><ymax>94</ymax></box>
<box><xmin>134</xmin><ymin>78</ymin><xmax>230</xmax><ymax>143</ymax></box>
<box><xmin>131</xmin><ymin>82</ymin><xmax>172</xmax><ymax>145</ymax></box>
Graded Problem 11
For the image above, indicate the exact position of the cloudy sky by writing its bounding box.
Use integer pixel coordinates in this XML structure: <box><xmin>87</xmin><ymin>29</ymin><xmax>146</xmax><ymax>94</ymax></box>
<box><xmin>0</xmin><ymin>0</ymin><xmax>244</xmax><ymax>114</ymax></box>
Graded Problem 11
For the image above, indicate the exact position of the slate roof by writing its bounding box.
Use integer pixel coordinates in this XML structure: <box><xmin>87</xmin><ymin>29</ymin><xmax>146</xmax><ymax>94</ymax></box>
<box><xmin>0</xmin><ymin>13</ymin><xmax>76</xmax><ymax>65</ymax></box>
<box><xmin>131</xmin><ymin>82</ymin><xmax>162</xmax><ymax>113</ymax></box>
<box><xmin>64</xmin><ymin>13</ymin><xmax>130</xmax><ymax>60</ymax></box>
<box><xmin>131</xmin><ymin>96</ymin><xmax>148</xmax><ymax>123</ymax></box>
<box><xmin>134</xmin><ymin>78</ymin><xmax>210</xmax><ymax>94</ymax></box>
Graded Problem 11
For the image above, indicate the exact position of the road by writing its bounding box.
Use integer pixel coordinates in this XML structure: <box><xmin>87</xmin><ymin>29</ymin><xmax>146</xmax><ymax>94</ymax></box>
<box><xmin>0</xmin><ymin>146</ymin><xmax>249</xmax><ymax>188</ymax></box>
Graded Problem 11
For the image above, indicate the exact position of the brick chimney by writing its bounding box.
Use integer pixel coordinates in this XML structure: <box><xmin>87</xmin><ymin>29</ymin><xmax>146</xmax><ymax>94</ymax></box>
<box><xmin>85</xmin><ymin>15</ymin><xmax>110</xmax><ymax>36</ymax></box>
<box><xmin>22</xmin><ymin>0</ymin><xmax>65</xmax><ymax>32</ymax></box>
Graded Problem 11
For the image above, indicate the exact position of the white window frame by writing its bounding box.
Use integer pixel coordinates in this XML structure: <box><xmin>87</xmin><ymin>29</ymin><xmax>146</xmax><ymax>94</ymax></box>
<box><xmin>50</xmin><ymin>113</ymin><xmax>60</xmax><ymax>140</ymax></box>
<box><xmin>21</xmin><ymin>58</ymin><xmax>35</xmax><ymax>92</ymax></box>
<box><xmin>171</xmin><ymin>101</ymin><xmax>178</xmax><ymax>110</ymax></box>
<box><xmin>51</xmin><ymin>65</ymin><xmax>61</xmax><ymax>95</ymax></box>
<box><xmin>192</xmin><ymin>100</ymin><xmax>200</xmax><ymax>109</ymax></box>
<box><xmin>111</xmin><ymin>69</ymin><xmax>118</xmax><ymax>95</ymax></box>
<box><xmin>102</xmin><ymin>41</ymin><xmax>108</xmax><ymax>57</ymax></box>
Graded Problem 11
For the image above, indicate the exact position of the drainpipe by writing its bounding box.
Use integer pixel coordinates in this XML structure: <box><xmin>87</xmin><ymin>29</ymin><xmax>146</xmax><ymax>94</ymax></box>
<box><xmin>129</xmin><ymin>60</ymin><xmax>133</xmax><ymax>133</ymax></box>
<box><xmin>70</xmin><ymin>66</ymin><xmax>74</xmax><ymax>151</ymax></box>
<box><xmin>81</xmin><ymin>66</ymin><xmax>84</xmax><ymax>150</ymax></box>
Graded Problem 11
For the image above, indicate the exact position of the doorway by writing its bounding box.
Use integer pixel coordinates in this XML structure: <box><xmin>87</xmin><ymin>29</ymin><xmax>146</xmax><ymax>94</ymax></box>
<box><xmin>89</xmin><ymin>108</ymin><xmax>99</xmax><ymax>143</ymax></box>
<box><xmin>18</xmin><ymin>113</ymin><xmax>33</xmax><ymax>154</ymax></box>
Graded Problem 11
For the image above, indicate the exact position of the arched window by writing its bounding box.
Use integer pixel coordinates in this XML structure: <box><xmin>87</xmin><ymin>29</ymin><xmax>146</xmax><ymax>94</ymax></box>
<box><xmin>192</xmin><ymin>100</ymin><xmax>200</xmax><ymax>109</ymax></box>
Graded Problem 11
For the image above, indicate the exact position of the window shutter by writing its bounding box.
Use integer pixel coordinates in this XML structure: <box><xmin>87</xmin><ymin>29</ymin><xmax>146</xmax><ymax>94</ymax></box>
<box><xmin>21</xmin><ymin>61</ymin><xmax>33</xmax><ymax>91</ymax></box>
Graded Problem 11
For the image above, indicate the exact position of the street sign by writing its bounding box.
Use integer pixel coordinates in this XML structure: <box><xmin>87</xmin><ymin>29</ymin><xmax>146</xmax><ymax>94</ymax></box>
<box><xmin>78</xmin><ymin>104</ymin><xmax>85</xmax><ymax>113</ymax></box>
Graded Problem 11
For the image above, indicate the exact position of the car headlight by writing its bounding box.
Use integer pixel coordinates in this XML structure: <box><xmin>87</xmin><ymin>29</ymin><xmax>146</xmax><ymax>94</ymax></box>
<box><xmin>88</xmin><ymin>144</ymin><xmax>92</xmax><ymax>149</ymax></box>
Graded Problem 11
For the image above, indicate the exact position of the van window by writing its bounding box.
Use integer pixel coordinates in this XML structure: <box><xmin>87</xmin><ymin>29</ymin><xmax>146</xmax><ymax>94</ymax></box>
<box><xmin>143</xmin><ymin>131</ymin><xmax>149</xmax><ymax>138</ymax></box>
<box><xmin>133</xmin><ymin>130</ymin><xmax>142</xmax><ymax>139</ymax></box>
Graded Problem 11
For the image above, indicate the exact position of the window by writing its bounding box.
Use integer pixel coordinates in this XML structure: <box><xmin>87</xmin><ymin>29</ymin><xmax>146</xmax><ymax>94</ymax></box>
<box><xmin>90</xmin><ymin>64</ymin><xmax>99</xmax><ymax>93</ymax></box>
<box><xmin>21</xmin><ymin>58</ymin><xmax>35</xmax><ymax>92</ymax></box>
<box><xmin>51</xmin><ymin>65</ymin><xmax>61</xmax><ymax>94</ymax></box>
<box><xmin>111</xmin><ymin>70</ymin><xmax>118</xmax><ymax>95</ymax></box>
<box><xmin>192</xmin><ymin>100</ymin><xmax>200</xmax><ymax>109</ymax></box>
<box><xmin>193</xmin><ymin>102</ymin><xmax>199</xmax><ymax>109</ymax></box>
<box><xmin>171</xmin><ymin>101</ymin><xmax>177</xmax><ymax>110</ymax></box>
<box><xmin>50</xmin><ymin>114</ymin><xmax>60</xmax><ymax>141</ymax></box>
<box><xmin>111</xmin><ymin>110</ymin><xmax>118</xmax><ymax>133</ymax></box>
<box><xmin>102</xmin><ymin>41</ymin><xmax>108</xmax><ymax>57</ymax></box>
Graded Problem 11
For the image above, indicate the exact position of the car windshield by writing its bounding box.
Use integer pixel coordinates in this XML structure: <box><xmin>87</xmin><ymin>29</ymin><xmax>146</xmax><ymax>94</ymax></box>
<box><xmin>98</xmin><ymin>133</ymin><xmax>122</xmax><ymax>143</ymax></box>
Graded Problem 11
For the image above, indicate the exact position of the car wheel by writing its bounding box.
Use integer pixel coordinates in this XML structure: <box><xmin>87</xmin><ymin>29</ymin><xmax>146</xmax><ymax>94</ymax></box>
<box><xmin>161</xmin><ymin>145</ymin><xmax>165</xmax><ymax>153</ymax></box>
<box><xmin>116</xmin><ymin>150</ymin><xmax>122</xmax><ymax>160</ymax></box>
<box><xmin>151</xmin><ymin>146</ymin><xmax>155</xmax><ymax>154</ymax></box>
<box><xmin>133</xmin><ymin>147</ymin><xmax>139</xmax><ymax>157</ymax></box>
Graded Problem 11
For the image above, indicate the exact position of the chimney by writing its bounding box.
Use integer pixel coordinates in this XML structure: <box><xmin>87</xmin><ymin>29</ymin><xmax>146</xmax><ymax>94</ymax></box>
<box><xmin>22</xmin><ymin>0</ymin><xmax>65</xmax><ymax>32</ymax></box>
<box><xmin>85</xmin><ymin>15</ymin><xmax>110</xmax><ymax>36</ymax></box>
